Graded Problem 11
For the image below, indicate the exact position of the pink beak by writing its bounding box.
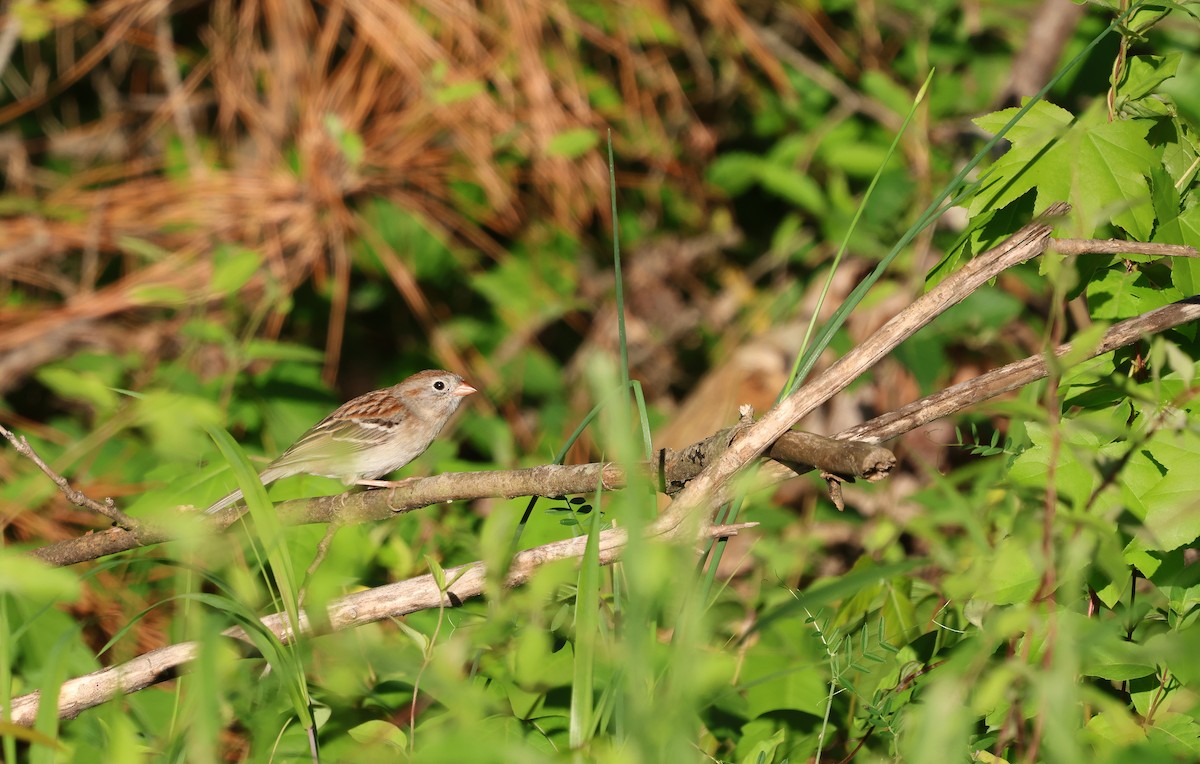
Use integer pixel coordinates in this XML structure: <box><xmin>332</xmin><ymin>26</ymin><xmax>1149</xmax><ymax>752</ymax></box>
<box><xmin>453</xmin><ymin>382</ymin><xmax>478</xmax><ymax>397</ymax></box>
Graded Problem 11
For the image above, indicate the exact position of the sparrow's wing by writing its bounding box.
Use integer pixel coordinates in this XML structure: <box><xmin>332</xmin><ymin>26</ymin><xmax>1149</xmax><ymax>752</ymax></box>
<box><xmin>261</xmin><ymin>389</ymin><xmax>411</xmax><ymax>479</ymax></box>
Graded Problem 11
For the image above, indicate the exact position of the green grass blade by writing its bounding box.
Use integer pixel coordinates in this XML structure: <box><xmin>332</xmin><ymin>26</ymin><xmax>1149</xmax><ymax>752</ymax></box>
<box><xmin>29</xmin><ymin>626</ymin><xmax>78</xmax><ymax>764</ymax></box>
<box><xmin>607</xmin><ymin>131</ymin><xmax>631</xmax><ymax>396</ymax></box>
<box><xmin>569</xmin><ymin>486</ymin><xmax>604</xmax><ymax>750</ymax></box>
<box><xmin>205</xmin><ymin>427</ymin><xmax>313</xmax><ymax>729</ymax></box>
<box><xmin>784</xmin><ymin>69</ymin><xmax>935</xmax><ymax>395</ymax></box>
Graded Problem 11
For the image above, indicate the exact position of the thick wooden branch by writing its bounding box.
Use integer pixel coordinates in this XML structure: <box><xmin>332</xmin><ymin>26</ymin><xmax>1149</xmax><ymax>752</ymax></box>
<box><xmin>4</xmin><ymin>521</ymin><xmax>756</xmax><ymax>726</ymax></box>
<box><xmin>28</xmin><ymin>430</ymin><xmax>888</xmax><ymax>567</ymax></box>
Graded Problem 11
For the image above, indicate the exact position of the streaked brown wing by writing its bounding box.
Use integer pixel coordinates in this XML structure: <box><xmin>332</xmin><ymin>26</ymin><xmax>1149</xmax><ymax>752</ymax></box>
<box><xmin>265</xmin><ymin>389</ymin><xmax>407</xmax><ymax>475</ymax></box>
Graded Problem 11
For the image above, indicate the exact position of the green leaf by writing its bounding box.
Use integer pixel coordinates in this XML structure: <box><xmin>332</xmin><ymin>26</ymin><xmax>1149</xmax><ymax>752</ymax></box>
<box><xmin>323</xmin><ymin>114</ymin><xmax>364</xmax><ymax>166</ymax></box>
<box><xmin>1141</xmin><ymin>480</ymin><xmax>1200</xmax><ymax>551</ymax></box>
<box><xmin>1007</xmin><ymin>422</ymin><xmax>1102</xmax><ymax>512</ymax></box>
<box><xmin>210</xmin><ymin>245</ymin><xmax>262</xmax><ymax>295</ymax></box>
<box><xmin>206</xmin><ymin>428</ymin><xmax>312</xmax><ymax>726</ymax></box>
<box><xmin>117</xmin><ymin>236</ymin><xmax>172</xmax><ymax>261</ymax></box>
<box><xmin>755</xmin><ymin>162</ymin><xmax>826</xmax><ymax>215</ymax></box>
<box><xmin>708</xmin><ymin>152</ymin><xmax>826</xmax><ymax>213</ymax></box>
<box><xmin>971</xmin><ymin>104</ymin><xmax>1157</xmax><ymax>237</ymax></box>
<box><xmin>860</xmin><ymin>70</ymin><xmax>913</xmax><ymax>117</ymax></box>
<box><xmin>1155</xmin><ymin>204</ymin><xmax>1200</xmax><ymax>295</ymax></box>
<box><xmin>971</xmin><ymin>536</ymin><xmax>1040</xmax><ymax>605</ymax></box>
<box><xmin>241</xmin><ymin>340</ymin><xmax>325</xmax><ymax>363</ymax></box>
<box><xmin>546</xmin><ymin>128</ymin><xmax>600</xmax><ymax>159</ymax></box>
<box><xmin>1148</xmin><ymin>713</ymin><xmax>1200</xmax><ymax>757</ymax></box>
<box><xmin>511</xmin><ymin>629</ymin><xmax>573</xmax><ymax>691</ymax></box>
<box><xmin>129</xmin><ymin>284</ymin><xmax>190</xmax><ymax>306</ymax></box>
<box><xmin>754</xmin><ymin>560</ymin><xmax>924</xmax><ymax>636</ymax></box>
<box><xmin>0</xmin><ymin>551</ymin><xmax>80</xmax><ymax>600</ymax></box>
<box><xmin>738</xmin><ymin>728</ymin><xmax>785</xmax><ymax>764</ymax></box>
<box><xmin>134</xmin><ymin>391</ymin><xmax>225</xmax><ymax>457</ymax></box>
<box><xmin>708</xmin><ymin>153</ymin><xmax>763</xmax><ymax>196</ymax></box>
<box><xmin>1081</xmin><ymin>639</ymin><xmax>1155</xmax><ymax>681</ymax></box>
<box><xmin>881</xmin><ymin>579</ymin><xmax>920</xmax><ymax>646</ymax></box>
<box><xmin>347</xmin><ymin>720</ymin><xmax>407</xmax><ymax>750</ymax></box>
<box><xmin>1119</xmin><ymin>53</ymin><xmax>1181</xmax><ymax>102</ymax></box>
<box><xmin>35</xmin><ymin>367</ymin><xmax>120</xmax><ymax>415</ymax></box>
<box><xmin>434</xmin><ymin>80</ymin><xmax>485</xmax><ymax>105</ymax></box>
<box><xmin>569</xmin><ymin>507</ymin><xmax>602</xmax><ymax>748</ymax></box>
<box><xmin>1086</xmin><ymin>265</ymin><xmax>1182</xmax><ymax>320</ymax></box>
<box><xmin>471</xmin><ymin>251</ymin><xmax>576</xmax><ymax>329</ymax></box>
<box><xmin>425</xmin><ymin>554</ymin><xmax>447</xmax><ymax>591</ymax></box>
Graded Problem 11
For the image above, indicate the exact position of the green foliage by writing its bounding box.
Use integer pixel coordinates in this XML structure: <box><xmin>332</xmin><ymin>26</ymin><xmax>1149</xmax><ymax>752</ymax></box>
<box><xmin>5</xmin><ymin>1</ymin><xmax>1200</xmax><ymax>762</ymax></box>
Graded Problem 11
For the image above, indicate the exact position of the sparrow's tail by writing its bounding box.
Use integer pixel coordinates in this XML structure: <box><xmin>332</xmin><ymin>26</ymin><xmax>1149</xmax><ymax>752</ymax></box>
<box><xmin>203</xmin><ymin>466</ymin><xmax>289</xmax><ymax>514</ymax></box>
<box><xmin>203</xmin><ymin>488</ymin><xmax>245</xmax><ymax>514</ymax></box>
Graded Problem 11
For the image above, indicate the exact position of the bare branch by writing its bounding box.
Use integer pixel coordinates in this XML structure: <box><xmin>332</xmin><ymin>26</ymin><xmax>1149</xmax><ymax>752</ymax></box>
<box><xmin>1052</xmin><ymin>238</ymin><xmax>1199</xmax><ymax>258</ymax></box>
<box><xmin>0</xmin><ymin>423</ymin><xmax>143</xmax><ymax>531</ymax></box>
<box><xmin>3</xmin><ymin>521</ymin><xmax>756</xmax><ymax>726</ymax></box>
<box><xmin>29</xmin><ymin>430</ymin><xmax>881</xmax><ymax>567</ymax></box>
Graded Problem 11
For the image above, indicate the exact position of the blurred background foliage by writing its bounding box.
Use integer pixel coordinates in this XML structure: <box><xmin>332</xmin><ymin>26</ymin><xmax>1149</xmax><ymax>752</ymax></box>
<box><xmin>3</xmin><ymin>0</ymin><xmax>1200</xmax><ymax>761</ymax></box>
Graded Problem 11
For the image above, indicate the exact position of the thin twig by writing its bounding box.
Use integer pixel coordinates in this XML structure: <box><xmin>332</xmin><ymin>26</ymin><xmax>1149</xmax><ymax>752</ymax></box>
<box><xmin>0</xmin><ymin>423</ymin><xmax>143</xmax><ymax>531</ymax></box>
<box><xmin>298</xmin><ymin>523</ymin><xmax>340</xmax><ymax>608</ymax></box>
<box><xmin>1052</xmin><ymin>239</ymin><xmax>1199</xmax><ymax>257</ymax></box>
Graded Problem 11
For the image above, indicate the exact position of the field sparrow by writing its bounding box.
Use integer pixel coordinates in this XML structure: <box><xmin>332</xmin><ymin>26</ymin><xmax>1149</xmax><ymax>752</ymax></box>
<box><xmin>205</xmin><ymin>370</ymin><xmax>477</xmax><ymax>514</ymax></box>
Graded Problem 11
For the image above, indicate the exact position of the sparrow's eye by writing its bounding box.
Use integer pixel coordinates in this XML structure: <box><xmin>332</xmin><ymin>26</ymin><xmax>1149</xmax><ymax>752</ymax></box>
<box><xmin>433</xmin><ymin>380</ymin><xmax>446</xmax><ymax>391</ymax></box>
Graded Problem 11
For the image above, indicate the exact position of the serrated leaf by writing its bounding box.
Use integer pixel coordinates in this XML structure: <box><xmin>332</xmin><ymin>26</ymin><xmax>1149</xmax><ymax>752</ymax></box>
<box><xmin>1086</xmin><ymin>265</ymin><xmax>1181</xmax><ymax>320</ymax></box>
<box><xmin>971</xmin><ymin>105</ymin><xmax>1156</xmax><ymax>237</ymax></box>
<box><xmin>979</xmin><ymin>538</ymin><xmax>1040</xmax><ymax>605</ymax></box>
<box><xmin>973</xmin><ymin>101</ymin><xmax>1073</xmax><ymax>144</ymax></box>
<box><xmin>1155</xmin><ymin>205</ymin><xmax>1200</xmax><ymax>295</ymax></box>
<box><xmin>1119</xmin><ymin>53</ymin><xmax>1181</xmax><ymax>102</ymax></box>
<box><xmin>1148</xmin><ymin>712</ymin><xmax>1200</xmax><ymax>757</ymax></box>
<box><xmin>1141</xmin><ymin>479</ymin><xmax>1200</xmax><ymax>551</ymax></box>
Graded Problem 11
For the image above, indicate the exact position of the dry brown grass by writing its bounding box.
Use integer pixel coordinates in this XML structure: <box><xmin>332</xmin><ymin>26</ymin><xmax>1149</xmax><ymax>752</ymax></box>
<box><xmin>3</xmin><ymin>0</ymin><xmax>790</xmax><ymax>389</ymax></box>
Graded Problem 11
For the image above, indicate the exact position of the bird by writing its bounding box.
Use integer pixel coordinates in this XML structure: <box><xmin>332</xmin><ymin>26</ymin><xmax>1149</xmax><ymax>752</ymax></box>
<box><xmin>205</xmin><ymin>369</ymin><xmax>477</xmax><ymax>514</ymax></box>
